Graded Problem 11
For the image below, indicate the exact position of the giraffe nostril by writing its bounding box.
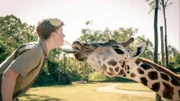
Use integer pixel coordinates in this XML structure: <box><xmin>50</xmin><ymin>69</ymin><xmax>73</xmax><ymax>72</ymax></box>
<box><xmin>73</xmin><ymin>46</ymin><xmax>81</xmax><ymax>51</ymax></box>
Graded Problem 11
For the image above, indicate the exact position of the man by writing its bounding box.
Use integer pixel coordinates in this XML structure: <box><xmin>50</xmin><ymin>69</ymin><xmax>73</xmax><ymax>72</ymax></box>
<box><xmin>0</xmin><ymin>18</ymin><xmax>65</xmax><ymax>101</ymax></box>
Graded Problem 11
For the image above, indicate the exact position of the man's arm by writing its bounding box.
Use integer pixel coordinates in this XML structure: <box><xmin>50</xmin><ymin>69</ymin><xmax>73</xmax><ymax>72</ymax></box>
<box><xmin>2</xmin><ymin>69</ymin><xmax>19</xmax><ymax>101</ymax></box>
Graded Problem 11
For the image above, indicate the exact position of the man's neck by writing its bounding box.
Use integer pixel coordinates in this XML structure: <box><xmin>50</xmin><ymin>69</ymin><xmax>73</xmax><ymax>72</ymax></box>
<box><xmin>44</xmin><ymin>38</ymin><xmax>55</xmax><ymax>53</ymax></box>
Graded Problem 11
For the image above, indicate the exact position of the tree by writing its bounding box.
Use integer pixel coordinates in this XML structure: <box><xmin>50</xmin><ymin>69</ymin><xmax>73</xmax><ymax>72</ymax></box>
<box><xmin>0</xmin><ymin>15</ymin><xmax>37</xmax><ymax>63</ymax></box>
<box><xmin>161</xmin><ymin>0</ymin><xmax>172</xmax><ymax>68</ymax></box>
<box><xmin>160</xmin><ymin>26</ymin><xmax>165</xmax><ymax>67</ymax></box>
<box><xmin>146</xmin><ymin>0</ymin><xmax>173</xmax><ymax>68</ymax></box>
<box><xmin>153</xmin><ymin>0</ymin><xmax>162</xmax><ymax>101</ymax></box>
<box><xmin>153</xmin><ymin>0</ymin><xmax>159</xmax><ymax>63</ymax></box>
<box><xmin>168</xmin><ymin>53</ymin><xmax>180</xmax><ymax>73</ymax></box>
<box><xmin>175</xmin><ymin>53</ymin><xmax>180</xmax><ymax>65</ymax></box>
<box><xmin>79</xmin><ymin>26</ymin><xmax>137</xmax><ymax>43</ymax></box>
<box><xmin>168</xmin><ymin>45</ymin><xmax>178</xmax><ymax>58</ymax></box>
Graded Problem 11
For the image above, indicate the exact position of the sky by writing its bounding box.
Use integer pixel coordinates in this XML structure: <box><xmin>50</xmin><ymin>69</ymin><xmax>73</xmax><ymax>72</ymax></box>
<box><xmin>0</xmin><ymin>0</ymin><xmax>179</xmax><ymax>51</ymax></box>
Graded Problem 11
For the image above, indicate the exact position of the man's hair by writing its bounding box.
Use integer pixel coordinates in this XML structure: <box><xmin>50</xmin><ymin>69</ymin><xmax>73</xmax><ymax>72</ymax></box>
<box><xmin>36</xmin><ymin>18</ymin><xmax>64</xmax><ymax>40</ymax></box>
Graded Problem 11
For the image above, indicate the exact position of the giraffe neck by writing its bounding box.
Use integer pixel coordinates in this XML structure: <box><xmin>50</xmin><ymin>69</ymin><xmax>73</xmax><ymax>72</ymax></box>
<box><xmin>116</xmin><ymin>57</ymin><xmax>180</xmax><ymax>101</ymax></box>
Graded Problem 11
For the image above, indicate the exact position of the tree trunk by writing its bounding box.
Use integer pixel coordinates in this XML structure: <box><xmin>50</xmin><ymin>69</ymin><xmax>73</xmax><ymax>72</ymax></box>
<box><xmin>153</xmin><ymin>0</ymin><xmax>158</xmax><ymax>64</ymax></box>
<box><xmin>161</xmin><ymin>0</ymin><xmax>169</xmax><ymax>68</ymax></box>
<box><xmin>57</xmin><ymin>54</ymin><xmax>72</xmax><ymax>84</ymax></box>
<box><xmin>153</xmin><ymin>0</ymin><xmax>159</xmax><ymax>63</ymax></box>
<box><xmin>154</xmin><ymin>0</ymin><xmax>161</xmax><ymax>101</ymax></box>
<box><xmin>63</xmin><ymin>53</ymin><xmax>67</xmax><ymax>73</ymax></box>
<box><xmin>160</xmin><ymin>26</ymin><xmax>165</xmax><ymax>67</ymax></box>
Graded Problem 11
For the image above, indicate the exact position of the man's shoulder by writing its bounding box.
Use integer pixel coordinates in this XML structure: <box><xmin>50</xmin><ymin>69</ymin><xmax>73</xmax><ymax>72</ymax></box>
<box><xmin>17</xmin><ymin>41</ymin><xmax>44</xmax><ymax>56</ymax></box>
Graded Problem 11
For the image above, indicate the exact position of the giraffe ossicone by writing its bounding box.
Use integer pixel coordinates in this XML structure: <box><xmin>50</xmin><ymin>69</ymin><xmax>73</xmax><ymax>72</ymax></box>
<box><xmin>65</xmin><ymin>38</ymin><xmax>180</xmax><ymax>101</ymax></box>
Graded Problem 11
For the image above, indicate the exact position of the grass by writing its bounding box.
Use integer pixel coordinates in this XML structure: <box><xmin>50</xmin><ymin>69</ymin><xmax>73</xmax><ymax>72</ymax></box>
<box><xmin>19</xmin><ymin>83</ymin><xmax>155</xmax><ymax>101</ymax></box>
<box><xmin>115</xmin><ymin>83</ymin><xmax>152</xmax><ymax>92</ymax></box>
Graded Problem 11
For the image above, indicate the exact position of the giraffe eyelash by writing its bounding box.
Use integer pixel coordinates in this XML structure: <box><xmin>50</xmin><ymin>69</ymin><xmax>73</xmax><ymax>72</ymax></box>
<box><xmin>112</xmin><ymin>46</ymin><xmax>119</xmax><ymax>49</ymax></box>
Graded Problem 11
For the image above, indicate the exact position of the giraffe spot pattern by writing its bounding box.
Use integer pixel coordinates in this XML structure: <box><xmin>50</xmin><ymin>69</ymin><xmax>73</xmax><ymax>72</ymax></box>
<box><xmin>96</xmin><ymin>56</ymin><xmax>100</xmax><ymax>59</ymax></box>
<box><xmin>119</xmin><ymin>69</ymin><xmax>125</xmax><ymax>75</ymax></box>
<box><xmin>135</xmin><ymin>60</ymin><xmax>140</xmax><ymax>65</ymax></box>
<box><xmin>98</xmin><ymin>61</ymin><xmax>101</xmax><ymax>65</ymax></box>
<box><xmin>162</xmin><ymin>82</ymin><xmax>174</xmax><ymax>100</ymax></box>
<box><xmin>107</xmin><ymin>60</ymin><xmax>117</xmax><ymax>66</ymax></box>
<box><xmin>140</xmin><ymin>77</ymin><xmax>148</xmax><ymax>86</ymax></box>
<box><xmin>171</xmin><ymin>78</ymin><xmax>180</xmax><ymax>86</ymax></box>
<box><xmin>109</xmin><ymin>68</ymin><xmax>114</xmax><ymax>73</ymax></box>
<box><xmin>160</xmin><ymin>73</ymin><xmax>170</xmax><ymax>81</ymax></box>
<box><xmin>178</xmin><ymin>90</ymin><xmax>180</xmax><ymax>98</ymax></box>
<box><xmin>123</xmin><ymin>74</ymin><xmax>126</xmax><ymax>77</ymax></box>
<box><xmin>148</xmin><ymin>71</ymin><xmax>158</xmax><ymax>80</ymax></box>
<box><xmin>141</xmin><ymin>63</ymin><xmax>152</xmax><ymax>70</ymax></box>
<box><xmin>115</xmin><ymin>66</ymin><xmax>119</xmax><ymax>72</ymax></box>
<box><xmin>151</xmin><ymin>82</ymin><xmax>160</xmax><ymax>92</ymax></box>
<box><xmin>137</xmin><ymin>68</ymin><xmax>144</xmax><ymax>74</ymax></box>
<box><xmin>103</xmin><ymin>57</ymin><xmax>107</xmax><ymax>61</ymax></box>
<box><xmin>130</xmin><ymin>73</ymin><xmax>136</xmax><ymax>78</ymax></box>
<box><xmin>126</xmin><ymin>65</ymin><xmax>130</xmax><ymax>71</ymax></box>
<box><xmin>121</xmin><ymin>61</ymin><xmax>125</xmax><ymax>68</ymax></box>
<box><xmin>102</xmin><ymin>64</ymin><xmax>107</xmax><ymax>71</ymax></box>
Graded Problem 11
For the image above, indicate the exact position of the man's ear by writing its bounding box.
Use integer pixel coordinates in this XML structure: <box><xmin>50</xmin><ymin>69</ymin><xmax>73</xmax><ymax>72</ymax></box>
<box><xmin>51</xmin><ymin>32</ymin><xmax>56</xmax><ymax>38</ymax></box>
<box><xmin>131</xmin><ymin>42</ymin><xmax>146</xmax><ymax>57</ymax></box>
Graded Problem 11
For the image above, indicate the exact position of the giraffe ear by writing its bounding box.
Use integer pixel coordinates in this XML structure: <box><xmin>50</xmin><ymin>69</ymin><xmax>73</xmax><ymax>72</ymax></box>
<box><xmin>131</xmin><ymin>42</ymin><xmax>146</xmax><ymax>57</ymax></box>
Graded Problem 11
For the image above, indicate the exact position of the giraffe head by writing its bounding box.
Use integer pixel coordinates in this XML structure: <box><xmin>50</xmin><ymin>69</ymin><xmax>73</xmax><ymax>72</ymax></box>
<box><xmin>67</xmin><ymin>39</ymin><xmax>180</xmax><ymax>101</ymax></box>
<box><xmin>69</xmin><ymin>38</ymin><xmax>146</xmax><ymax>74</ymax></box>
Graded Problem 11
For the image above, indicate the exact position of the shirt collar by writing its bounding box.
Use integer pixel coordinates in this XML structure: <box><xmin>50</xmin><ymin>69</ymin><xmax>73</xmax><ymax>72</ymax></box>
<box><xmin>39</xmin><ymin>38</ymin><xmax>48</xmax><ymax>56</ymax></box>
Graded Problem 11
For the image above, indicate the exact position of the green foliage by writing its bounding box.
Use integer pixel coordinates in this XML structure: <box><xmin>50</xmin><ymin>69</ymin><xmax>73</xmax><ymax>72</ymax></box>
<box><xmin>88</xmin><ymin>72</ymin><xmax>114</xmax><ymax>82</ymax></box>
<box><xmin>0</xmin><ymin>40</ymin><xmax>12</xmax><ymax>62</ymax></box>
<box><xmin>168</xmin><ymin>53</ymin><xmax>180</xmax><ymax>73</ymax></box>
<box><xmin>146</xmin><ymin>0</ymin><xmax>173</xmax><ymax>14</ymax></box>
<box><xmin>0</xmin><ymin>15</ymin><xmax>37</xmax><ymax>63</ymax></box>
<box><xmin>79</xmin><ymin>27</ymin><xmax>137</xmax><ymax>43</ymax></box>
<box><xmin>35</xmin><ymin>48</ymin><xmax>67</xmax><ymax>85</ymax></box>
<box><xmin>175</xmin><ymin>53</ymin><xmax>180</xmax><ymax>64</ymax></box>
<box><xmin>60</xmin><ymin>55</ymin><xmax>94</xmax><ymax>81</ymax></box>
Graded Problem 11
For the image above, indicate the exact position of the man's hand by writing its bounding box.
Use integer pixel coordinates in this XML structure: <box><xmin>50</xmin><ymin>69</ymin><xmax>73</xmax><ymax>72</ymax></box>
<box><xmin>2</xmin><ymin>68</ymin><xmax>19</xmax><ymax>101</ymax></box>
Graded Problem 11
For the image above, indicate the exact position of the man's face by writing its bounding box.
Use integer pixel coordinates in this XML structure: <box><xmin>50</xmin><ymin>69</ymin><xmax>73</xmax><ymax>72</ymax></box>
<box><xmin>54</xmin><ymin>27</ymin><xmax>64</xmax><ymax>47</ymax></box>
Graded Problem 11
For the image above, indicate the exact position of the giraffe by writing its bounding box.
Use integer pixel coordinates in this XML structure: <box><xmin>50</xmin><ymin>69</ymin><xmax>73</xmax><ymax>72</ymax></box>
<box><xmin>65</xmin><ymin>38</ymin><xmax>180</xmax><ymax>101</ymax></box>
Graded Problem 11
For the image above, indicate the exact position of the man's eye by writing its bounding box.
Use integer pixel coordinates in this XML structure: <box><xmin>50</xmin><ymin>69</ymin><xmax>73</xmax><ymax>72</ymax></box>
<box><xmin>114</xmin><ymin>49</ymin><xmax>124</xmax><ymax>54</ymax></box>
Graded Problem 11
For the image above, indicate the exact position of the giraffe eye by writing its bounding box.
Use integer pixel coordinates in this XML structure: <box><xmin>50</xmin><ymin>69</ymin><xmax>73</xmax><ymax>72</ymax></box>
<box><xmin>114</xmin><ymin>49</ymin><xmax>125</xmax><ymax>54</ymax></box>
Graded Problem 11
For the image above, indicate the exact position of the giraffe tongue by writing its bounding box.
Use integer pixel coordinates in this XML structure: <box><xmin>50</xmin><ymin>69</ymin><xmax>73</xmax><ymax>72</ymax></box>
<box><xmin>62</xmin><ymin>49</ymin><xmax>80</xmax><ymax>53</ymax></box>
<box><xmin>62</xmin><ymin>41</ymin><xmax>80</xmax><ymax>53</ymax></box>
